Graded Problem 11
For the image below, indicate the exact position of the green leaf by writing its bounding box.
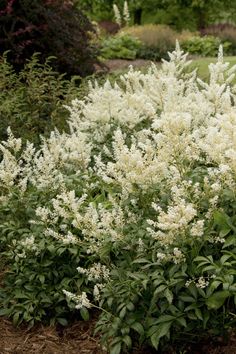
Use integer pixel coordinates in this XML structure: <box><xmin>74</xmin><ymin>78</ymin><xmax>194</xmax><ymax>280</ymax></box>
<box><xmin>220</xmin><ymin>254</ymin><xmax>232</xmax><ymax>265</ymax></box>
<box><xmin>39</xmin><ymin>275</ymin><xmax>45</xmax><ymax>284</ymax></box>
<box><xmin>127</xmin><ymin>302</ymin><xmax>135</xmax><ymax>311</ymax></box>
<box><xmin>213</xmin><ymin>211</ymin><xmax>229</xmax><ymax>227</ymax></box>
<box><xmin>80</xmin><ymin>307</ymin><xmax>89</xmax><ymax>321</ymax></box>
<box><xmin>206</xmin><ymin>291</ymin><xmax>231</xmax><ymax>310</ymax></box>
<box><xmin>132</xmin><ymin>258</ymin><xmax>150</xmax><ymax>264</ymax></box>
<box><xmin>13</xmin><ymin>312</ymin><xmax>20</xmax><ymax>326</ymax></box>
<box><xmin>119</xmin><ymin>307</ymin><xmax>126</xmax><ymax>319</ymax></box>
<box><xmin>176</xmin><ymin>317</ymin><xmax>187</xmax><ymax>327</ymax></box>
<box><xmin>0</xmin><ymin>308</ymin><xmax>10</xmax><ymax>316</ymax></box>
<box><xmin>150</xmin><ymin>322</ymin><xmax>171</xmax><ymax>350</ymax></box>
<box><xmin>195</xmin><ymin>308</ymin><xmax>203</xmax><ymax>320</ymax></box>
<box><xmin>223</xmin><ymin>235</ymin><xmax>236</xmax><ymax>248</ymax></box>
<box><xmin>130</xmin><ymin>322</ymin><xmax>144</xmax><ymax>335</ymax></box>
<box><xmin>57</xmin><ymin>317</ymin><xmax>68</xmax><ymax>326</ymax></box>
<box><xmin>154</xmin><ymin>284</ymin><xmax>167</xmax><ymax>295</ymax></box>
<box><xmin>154</xmin><ymin>315</ymin><xmax>175</xmax><ymax>324</ymax></box>
<box><xmin>164</xmin><ymin>288</ymin><xmax>173</xmax><ymax>304</ymax></box>
<box><xmin>110</xmin><ymin>342</ymin><xmax>121</xmax><ymax>354</ymax></box>
<box><xmin>179</xmin><ymin>295</ymin><xmax>196</xmax><ymax>302</ymax></box>
<box><xmin>122</xmin><ymin>335</ymin><xmax>132</xmax><ymax>348</ymax></box>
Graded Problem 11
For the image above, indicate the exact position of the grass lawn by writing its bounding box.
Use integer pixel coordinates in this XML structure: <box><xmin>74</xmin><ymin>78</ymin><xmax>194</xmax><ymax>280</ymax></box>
<box><xmin>190</xmin><ymin>56</ymin><xmax>236</xmax><ymax>82</ymax></box>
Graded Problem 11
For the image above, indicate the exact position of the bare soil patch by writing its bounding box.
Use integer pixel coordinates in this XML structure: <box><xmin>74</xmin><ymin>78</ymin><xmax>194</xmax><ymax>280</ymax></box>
<box><xmin>97</xmin><ymin>59</ymin><xmax>153</xmax><ymax>73</ymax></box>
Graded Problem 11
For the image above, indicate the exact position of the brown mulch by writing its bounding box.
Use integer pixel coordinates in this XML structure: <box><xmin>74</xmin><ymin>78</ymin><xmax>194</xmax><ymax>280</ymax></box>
<box><xmin>0</xmin><ymin>317</ymin><xmax>104</xmax><ymax>354</ymax></box>
<box><xmin>0</xmin><ymin>315</ymin><xmax>236</xmax><ymax>354</ymax></box>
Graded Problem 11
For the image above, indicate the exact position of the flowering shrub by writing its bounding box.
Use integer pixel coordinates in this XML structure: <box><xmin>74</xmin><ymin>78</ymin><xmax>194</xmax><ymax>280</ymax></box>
<box><xmin>0</xmin><ymin>44</ymin><xmax>236</xmax><ymax>352</ymax></box>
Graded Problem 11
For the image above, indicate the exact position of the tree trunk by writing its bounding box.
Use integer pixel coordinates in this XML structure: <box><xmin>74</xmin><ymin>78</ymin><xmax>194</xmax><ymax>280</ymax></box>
<box><xmin>133</xmin><ymin>8</ymin><xmax>142</xmax><ymax>25</ymax></box>
<box><xmin>194</xmin><ymin>7</ymin><xmax>207</xmax><ymax>29</ymax></box>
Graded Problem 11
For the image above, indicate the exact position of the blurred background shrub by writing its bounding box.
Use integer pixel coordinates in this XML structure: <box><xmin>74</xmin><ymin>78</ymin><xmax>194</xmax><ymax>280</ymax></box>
<box><xmin>100</xmin><ymin>33</ymin><xmax>142</xmax><ymax>60</ymax></box>
<box><xmin>201</xmin><ymin>24</ymin><xmax>236</xmax><ymax>55</ymax></box>
<box><xmin>181</xmin><ymin>35</ymin><xmax>232</xmax><ymax>57</ymax></box>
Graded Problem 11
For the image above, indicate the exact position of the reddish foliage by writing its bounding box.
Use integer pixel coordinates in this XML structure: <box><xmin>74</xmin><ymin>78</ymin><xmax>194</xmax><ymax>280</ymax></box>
<box><xmin>0</xmin><ymin>0</ymin><xmax>99</xmax><ymax>76</ymax></box>
<box><xmin>98</xmin><ymin>20</ymin><xmax>120</xmax><ymax>34</ymax></box>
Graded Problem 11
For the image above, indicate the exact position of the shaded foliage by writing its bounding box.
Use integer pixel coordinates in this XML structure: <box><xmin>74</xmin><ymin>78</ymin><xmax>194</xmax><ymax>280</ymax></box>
<box><xmin>0</xmin><ymin>0</ymin><xmax>98</xmax><ymax>76</ymax></box>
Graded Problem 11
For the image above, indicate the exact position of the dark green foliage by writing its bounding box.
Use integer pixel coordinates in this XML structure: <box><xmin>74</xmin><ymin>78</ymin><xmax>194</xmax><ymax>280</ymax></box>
<box><xmin>202</xmin><ymin>24</ymin><xmax>236</xmax><ymax>55</ymax></box>
<box><xmin>0</xmin><ymin>0</ymin><xmax>98</xmax><ymax>76</ymax></box>
<box><xmin>100</xmin><ymin>34</ymin><xmax>142</xmax><ymax>60</ymax></box>
<box><xmin>0</xmin><ymin>53</ymin><xmax>81</xmax><ymax>144</ymax></box>
<box><xmin>96</xmin><ymin>201</ymin><xmax>236</xmax><ymax>353</ymax></box>
<box><xmin>181</xmin><ymin>36</ymin><xmax>232</xmax><ymax>57</ymax></box>
<box><xmin>0</xmin><ymin>184</ymin><xmax>90</xmax><ymax>326</ymax></box>
<box><xmin>79</xmin><ymin>0</ymin><xmax>236</xmax><ymax>31</ymax></box>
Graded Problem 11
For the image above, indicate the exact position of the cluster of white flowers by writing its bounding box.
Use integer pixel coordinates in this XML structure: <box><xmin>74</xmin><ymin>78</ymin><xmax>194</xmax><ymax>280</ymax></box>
<box><xmin>113</xmin><ymin>1</ymin><xmax>130</xmax><ymax>27</ymax></box>
<box><xmin>2</xmin><ymin>44</ymin><xmax>236</xmax><ymax>307</ymax></box>
<box><xmin>157</xmin><ymin>247</ymin><xmax>185</xmax><ymax>264</ymax></box>
<box><xmin>12</xmin><ymin>236</ymin><xmax>38</xmax><ymax>259</ymax></box>
<box><xmin>185</xmin><ymin>276</ymin><xmax>210</xmax><ymax>289</ymax></box>
<box><xmin>63</xmin><ymin>290</ymin><xmax>91</xmax><ymax>309</ymax></box>
<box><xmin>77</xmin><ymin>263</ymin><xmax>110</xmax><ymax>282</ymax></box>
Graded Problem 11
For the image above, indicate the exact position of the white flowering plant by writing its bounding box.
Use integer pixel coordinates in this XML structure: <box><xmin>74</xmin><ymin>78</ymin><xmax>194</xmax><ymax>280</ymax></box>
<box><xmin>0</xmin><ymin>44</ymin><xmax>236</xmax><ymax>352</ymax></box>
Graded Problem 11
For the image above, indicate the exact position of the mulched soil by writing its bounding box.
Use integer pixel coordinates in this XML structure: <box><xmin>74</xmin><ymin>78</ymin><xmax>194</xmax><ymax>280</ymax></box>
<box><xmin>0</xmin><ymin>315</ymin><xmax>236</xmax><ymax>354</ymax></box>
<box><xmin>0</xmin><ymin>317</ymin><xmax>104</xmax><ymax>354</ymax></box>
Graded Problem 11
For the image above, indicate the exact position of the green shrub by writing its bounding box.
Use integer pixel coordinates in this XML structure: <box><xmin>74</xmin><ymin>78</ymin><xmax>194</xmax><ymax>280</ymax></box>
<box><xmin>0</xmin><ymin>0</ymin><xmax>98</xmax><ymax>76</ymax></box>
<box><xmin>0</xmin><ymin>46</ymin><xmax>236</xmax><ymax>352</ymax></box>
<box><xmin>202</xmin><ymin>24</ymin><xmax>236</xmax><ymax>55</ymax></box>
<box><xmin>0</xmin><ymin>53</ymin><xmax>82</xmax><ymax>144</ymax></box>
<box><xmin>100</xmin><ymin>33</ymin><xmax>142</xmax><ymax>60</ymax></box>
<box><xmin>182</xmin><ymin>35</ymin><xmax>231</xmax><ymax>57</ymax></box>
<box><xmin>122</xmin><ymin>24</ymin><xmax>194</xmax><ymax>60</ymax></box>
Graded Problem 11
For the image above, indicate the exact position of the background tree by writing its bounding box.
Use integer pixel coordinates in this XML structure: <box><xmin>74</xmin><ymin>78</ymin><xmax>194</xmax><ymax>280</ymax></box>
<box><xmin>0</xmin><ymin>0</ymin><xmax>98</xmax><ymax>76</ymax></box>
<box><xmin>79</xmin><ymin>0</ymin><xmax>236</xmax><ymax>30</ymax></box>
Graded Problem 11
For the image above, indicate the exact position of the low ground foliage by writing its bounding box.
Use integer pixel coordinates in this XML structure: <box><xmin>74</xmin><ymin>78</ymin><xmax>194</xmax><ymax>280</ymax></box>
<box><xmin>0</xmin><ymin>45</ymin><xmax>236</xmax><ymax>353</ymax></box>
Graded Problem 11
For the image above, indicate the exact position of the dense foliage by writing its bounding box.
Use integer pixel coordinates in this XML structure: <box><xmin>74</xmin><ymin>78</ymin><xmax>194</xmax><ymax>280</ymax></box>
<box><xmin>0</xmin><ymin>0</ymin><xmax>98</xmax><ymax>76</ymax></box>
<box><xmin>181</xmin><ymin>35</ymin><xmax>232</xmax><ymax>57</ymax></box>
<box><xmin>100</xmin><ymin>26</ymin><xmax>234</xmax><ymax>61</ymax></box>
<box><xmin>79</xmin><ymin>0</ymin><xmax>236</xmax><ymax>30</ymax></box>
<box><xmin>0</xmin><ymin>53</ymin><xmax>83</xmax><ymax>144</ymax></box>
<box><xmin>100</xmin><ymin>33</ymin><xmax>142</xmax><ymax>60</ymax></box>
<box><xmin>202</xmin><ymin>24</ymin><xmax>236</xmax><ymax>56</ymax></box>
<box><xmin>0</xmin><ymin>45</ymin><xmax>236</xmax><ymax>353</ymax></box>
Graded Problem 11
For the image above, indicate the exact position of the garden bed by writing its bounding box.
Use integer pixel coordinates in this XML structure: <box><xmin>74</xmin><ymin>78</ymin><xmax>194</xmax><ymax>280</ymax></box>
<box><xmin>0</xmin><ymin>317</ymin><xmax>235</xmax><ymax>354</ymax></box>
